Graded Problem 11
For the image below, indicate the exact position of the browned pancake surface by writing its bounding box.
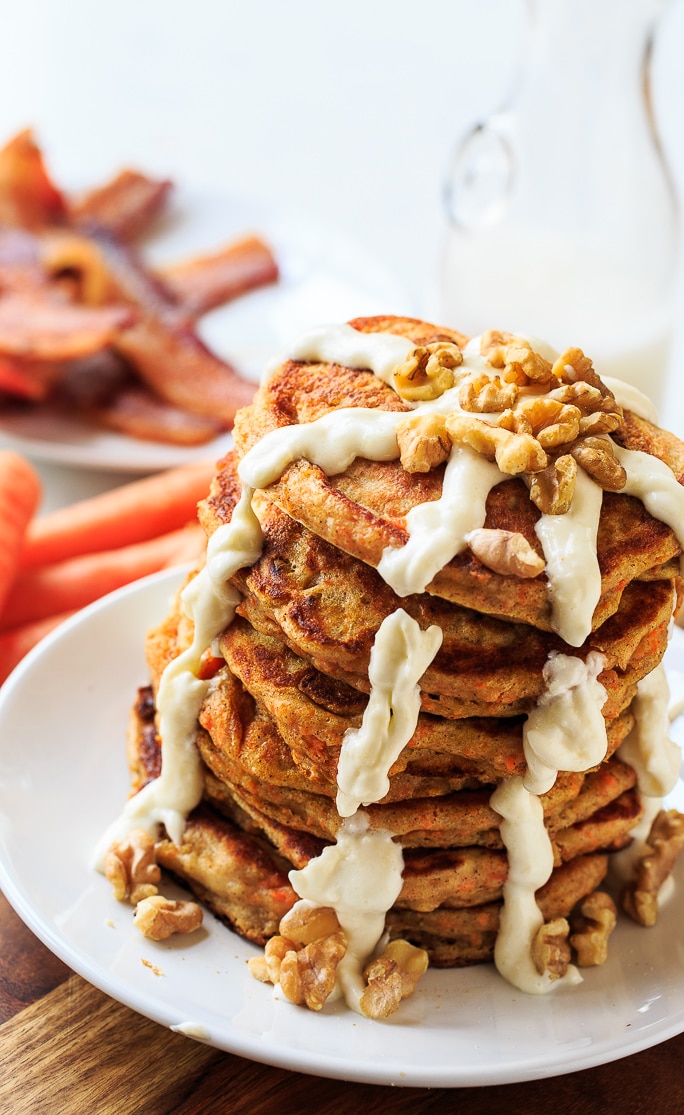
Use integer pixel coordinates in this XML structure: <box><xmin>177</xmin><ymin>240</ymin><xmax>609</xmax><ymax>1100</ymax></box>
<box><xmin>215</xmin><ymin>316</ymin><xmax>684</xmax><ymax>633</ymax></box>
<box><xmin>130</xmin><ymin>314</ymin><xmax>684</xmax><ymax>974</ymax></box>
<box><xmin>127</xmin><ymin>694</ymin><xmax>627</xmax><ymax>965</ymax></box>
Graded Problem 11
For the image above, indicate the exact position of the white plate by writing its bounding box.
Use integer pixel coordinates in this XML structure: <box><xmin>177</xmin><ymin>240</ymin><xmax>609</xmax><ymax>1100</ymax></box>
<box><xmin>0</xmin><ymin>190</ymin><xmax>412</xmax><ymax>473</ymax></box>
<box><xmin>1</xmin><ymin>567</ymin><xmax>684</xmax><ymax>1088</ymax></box>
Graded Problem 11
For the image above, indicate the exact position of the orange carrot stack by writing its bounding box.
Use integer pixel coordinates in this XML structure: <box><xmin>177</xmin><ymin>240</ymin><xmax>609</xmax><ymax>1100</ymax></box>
<box><xmin>20</xmin><ymin>458</ymin><xmax>215</xmax><ymax>565</ymax></box>
<box><xmin>0</xmin><ymin>453</ymin><xmax>213</xmax><ymax>684</ymax></box>
<box><xmin>0</xmin><ymin>450</ymin><xmax>42</xmax><ymax>614</ymax></box>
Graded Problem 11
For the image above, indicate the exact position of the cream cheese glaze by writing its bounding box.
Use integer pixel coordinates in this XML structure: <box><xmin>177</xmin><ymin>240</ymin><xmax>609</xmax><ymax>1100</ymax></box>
<box><xmin>613</xmin><ymin>443</ymin><xmax>684</xmax><ymax>560</ymax></box>
<box><xmin>490</xmin><ymin>777</ymin><xmax>582</xmax><ymax>993</ymax></box>
<box><xmin>99</xmin><ymin>321</ymin><xmax>684</xmax><ymax>1001</ymax></box>
<box><xmin>294</xmin><ymin>608</ymin><xmax>440</xmax><ymax>1012</ymax></box>
<box><xmin>288</xmin><ymin>814</ymin><xmax>405</xmax><ymax>1012</ymax></box>
<box><xmin>602</xmin><ymin>376</ymin><xmax>659</xmax><ymax>424</ymax></box>
<box><xmin>377</xmin><ymin>446</ymin><xmax>503</xmax><ymax>598</ymax></box>
<box><xmin>238</xmin><ymin>407</ymin><xmax>402</xmax><ymax>489</ymax></box>
<box><xmin>609</xmin><ymin>662</ymin><xmax>681</xmax><ymax>903</ymax></box>
<box><xmin>286</xmin><ymin>321</ymin><xmax>414</xmax><ymax>386</ymax></box>
<box><xmin>523</xmin><ymin>651</ymin><xmax>608</xmax><ymax>796</ymax></box>
<box><xmin>533</xmin><ymin>468</ymin><xmax>603</xmax><ymax>648</ymax></box>
<box><xmin>94</xmin><ymin>486</ymin><xmax>263</xmax><ymax>864</ymax></box>
<box><xmin>335</xmin><ymin>608</ymin><xmax>442</xmax><ymax>817</ymax></box>
<box><xmin>618</xmin><ymin>662</ymin><xmax>681</xmax><ymax>799</ymax></box>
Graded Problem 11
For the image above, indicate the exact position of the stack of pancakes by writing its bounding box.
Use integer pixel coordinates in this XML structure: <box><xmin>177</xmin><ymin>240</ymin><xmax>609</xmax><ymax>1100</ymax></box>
<box><xmin>127</xmin><ymin>316</ymin><xmax>684</xmax><ymax>968</ymax></box>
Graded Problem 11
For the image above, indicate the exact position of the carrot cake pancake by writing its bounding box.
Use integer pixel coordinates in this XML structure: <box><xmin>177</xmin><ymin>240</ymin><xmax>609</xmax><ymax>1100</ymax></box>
<box><xmin>99</xmin><ymin>315</ymin><xmax>684</xmax><ymax>1018</ymax></box>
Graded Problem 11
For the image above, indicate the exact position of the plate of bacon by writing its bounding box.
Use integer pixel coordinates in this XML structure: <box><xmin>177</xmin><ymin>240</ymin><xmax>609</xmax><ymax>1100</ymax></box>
<box><xmin>0</xmin><ymin>130</ymin><xmax>409</xmax><ymax>471</ymax></box>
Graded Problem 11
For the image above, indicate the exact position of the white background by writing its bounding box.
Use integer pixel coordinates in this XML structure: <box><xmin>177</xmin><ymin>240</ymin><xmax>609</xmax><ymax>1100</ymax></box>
<box><xmin>0</xmin><ymin>0</ymin><xmax>528</xmax><ymax>311</ymax></box>
<box><xmin>0</xmin><ymin>0</ymin><xmax>683</xmax><ymax>500</ymax></box>
<box><xmin>3</xmin><ymin>0</ymin><xmax>683</xmax><ymax>318</ymax></box>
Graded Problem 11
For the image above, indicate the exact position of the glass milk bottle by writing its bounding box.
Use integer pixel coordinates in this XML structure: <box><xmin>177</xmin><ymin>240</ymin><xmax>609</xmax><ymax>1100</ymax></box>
<box><xmin>440</xmin><ymin>0</ymin><xmax>678</xmax><ymax>411</ymax></box>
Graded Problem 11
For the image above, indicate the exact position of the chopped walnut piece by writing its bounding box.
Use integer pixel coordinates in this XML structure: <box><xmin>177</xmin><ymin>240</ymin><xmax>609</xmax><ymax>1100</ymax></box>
<box><xmin>279</xmin><ymin>904</ymin><xmax>342</xmax><ymax>946</ymax></box>
<box><xmin>247</xmin><ymin>954</ymin><xmax>270</xmax><ymax>982</ymax></box>
<box><xmin>396</xmin><ymin>413</ymin><xmax>451</xmax><ymax>473</ymax></box>
<box><xmin>548</xmin><ymin>380</ymin><xmax>623</xmax><ymax>436</ymax></box>
<box><xmin>569</xmin><ymin>436</ymin><xmax>627</xmax><ymax>491</ymax></box>
<box><xmin>622</xmin><ymin>810</ymin><xmax>684</xmax><ymax>927</ymax></box>
<box><xmin>392</xmin><ymin>341</ymin><xmax>463</xmax><ymax>401</ymax></box>
<box><xmin>466</xmin><ymin>527</ymin><xmax>545</xmax><ymax>579</ymax></box>
<box><xmin>278</xmin><ymin>931</ymin><xmax>347</xmax><ymax>1011</ymax></box>
<box><xmin>263</xmin><ymin>933</ymin><xmax>298</xmax><ymax>983</ymax></box>
<box><xmin>458</xmin><ymin>371</ymin><xmax>519</xmax><ymax>413</ymax></box>
<box><xmin>479</xmin><ymin>332</ymin><xmax>553</xmax><ymax>384</ymax></box>
<box><xmin>515</xmin><ymin>396</ymin><xmax>582</xmax><ymax>449</ymax></box>
<box><xmin>501</xmin><ymin>343</ymin><xmax>553</xmax><ymax>385</ymax></box>
<box><xmin>446</xmin><ymin>412</ymin><xmax>547</xmax><ymax>475</ymax></box>
<box><xmin>531</xmin><ymin>917</ymin><xmax>571</xmax><ymax>980</ymax></box>
<box><xmin>496</xmin><ymin>407</ymin><xmax>533</xmax><ymax>436</ymax></box>
<box><xmin>551</xmin><ymin>347</ymin><xmax>590</xmax><ymax>384</ymax></box>
<box><xmin>480</xmin><ymin>329</ymin><xmax>515</xmax><ymax>367</ymax></box>
<box><xmin>134</xmin><ymin>896</ymin><xmax>204</xmax><ymax>940</ymax></box>
<box><xmin>528</xmin><ymin>453</ymin><xmax>577</xmax><ymax>514</ymax></box>
<box><xmin>359</xmin><ymin>939</ymin><xmax>429</xmax><ymax>1020</ymax></box>
<box><xmin>104</xmin><ymin>829</ymin><xmax>161</xmax><ymax>905</ymax></box>
<box><xmin>578</xmin><ymin>410</ymin><xmax>623</xmax><ymax>437</ymax></box>
<box><xmin>249</xmin><ymin>904</ymin><xmax>348</xmax><ymax>1012</ymax></box>
<box><xmin>552</xmin><ymin>347</ymin><xmax>604</xmax><ymax>391</ymax></box>
<box><xmin>569</xmin><ymin>892</ymin><xmax>617</xmax><ymax>966</ymax></box>
<box><xmin>549</xmin><ymin>380</ymin><xmax>605</xmax><ymax>410</ymax></box>
<box><xmin>446</xmin><ymin>333</ymin><xmax>626</xmax><ymax>517</ymax></box>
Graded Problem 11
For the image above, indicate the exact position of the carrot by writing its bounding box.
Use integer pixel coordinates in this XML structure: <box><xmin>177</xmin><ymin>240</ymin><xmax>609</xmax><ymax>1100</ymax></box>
<box><xmin>0</xmin><ymin>610</ymin><xmax>75</xmax><ymax>685</ymax></box>
<box><xmin>1</xmin><ymin>523</ymin><xmax>204</xmax><ymax>630</ymax></box>
<box><xmin>21</xmin><ymin>458</ymin><xmax>216</xmax><ymax>568</ymax></box>
<box><xmin>0</xmin><ymin>450</ymin><xmax>42</xmax><ymax>615</ymax></box>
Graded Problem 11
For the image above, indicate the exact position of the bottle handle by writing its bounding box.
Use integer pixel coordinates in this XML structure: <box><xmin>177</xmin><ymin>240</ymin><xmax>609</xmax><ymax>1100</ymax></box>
<box><xmin>443</xmin><ymin>117</ymin><xmax>516</xmax><ymax>231</ymax></box>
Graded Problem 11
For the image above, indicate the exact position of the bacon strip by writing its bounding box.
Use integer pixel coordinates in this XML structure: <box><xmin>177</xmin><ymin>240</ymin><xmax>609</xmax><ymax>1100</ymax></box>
<box><xmin>82</xmin><ymin>384</ymin><xmax>227</xmax><ymax>446</ymax></box>
<box><xmin>0</xmin><ymin>130</ymin><xmax>274</xmax><ymax>441</ymax></box>
<box><xmin>115</xmin><ymin>316</ymin><xmax>256</xmax><ymax>423</ymax></box>
<box><xmin>0</xmin><ymin>129</ymin><xmax>66</xmax><ymax>229</ymax></box>
<box><xmin>0</xmin><ymin>291</ymin><xmax>134</xmax><ymax>362</ymax></box>
<box><xmin>68</xmin><ymin>168</ymin><xmax>172</xmax><ymax>242</ymax></box>
<box><xmin>85</xmin><ymin>227</ymin><xmax>256</xmax><ymax>424</ymax></box>
<box><xmin>0</xmin><ymin>357</ymin><xmax>60</xmax><ymax>401</ymax></box>
<box><xmin>162</xmin><ymin>235</ymin><xmax>279</xmax><ymax>316</ymax></box>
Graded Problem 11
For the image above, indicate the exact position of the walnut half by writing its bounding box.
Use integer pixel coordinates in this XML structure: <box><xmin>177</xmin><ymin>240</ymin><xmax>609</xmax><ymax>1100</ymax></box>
<box><xmin>446</xmin><ymin>412</ymin><xmax>548</xmax><ymax>476</ymax></box>
<box><xmin>531</xmin><ymin>917</ymin><xmax>571</xmax><ymax>980</ymax></box>
<box><xmin>458</xmin><ymin>371</ymin><xmax>519</xmax><ymax>413</ymax></box>
<box><xmin>104</xmin><ymin>829</ymin><xmax>161</xmax><ymax>905</ymax></box>
<box><xmin>622</xmin><ymin>809</ymin><xmax>684</xmax><ymax>926</ymax></box>
<box><xmin>392</xmin><ymin>342</ymin><xmax>463</xmax><ymax>401</ymax></box>
<box><xmin>359</xmin><ymin>939</ymin><xmax>429</xmax><ymax>1019</ymax></box>
<box><xmin>466</xmin><ymin>527</ymin><xmax>545</xmax><ymax>579</ymax></box>
<box><xmin>248</xmin><ymin>907</ymin><xmax>428</xmax><ymax>1020</ymax></box>
<box><xmin>528</xmin><ymin>454</ymin><xmax>577</xmax><ymax>515</ymax></box>
<box><xmin>278</xmin><ymin>932</ymin><xmax>347</xmax><ymax>1011</ymax></box>
<box><xmin>247</xmin><ymin>904</ymin><xmax>347</xmax><ymax>1012</ymax></box>
<box><xmin>396</xmin><ymin>413</ymin><xmax>451</xmax><ymax>473</ymax></box>
<box><xmin>134</xmin><ymin>896</ymin><xmax>204</xmax><ymax>940</ymax></box>
<box><xmin>569</xmin><ymin>892</ymin><xmax>617</xmax><ymax>966</ymax></box>
<box><xmin>480</xmin><ymin>331</ymin><xmax>553</xmax><ymax>384</ymax></box>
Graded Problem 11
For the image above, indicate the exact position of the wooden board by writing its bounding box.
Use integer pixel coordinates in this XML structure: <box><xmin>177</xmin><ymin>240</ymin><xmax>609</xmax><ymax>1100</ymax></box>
<box><xmin>2</xmin><ymin>891</ymin><xmax>684</xmax><ymax>1114</ymax></box>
